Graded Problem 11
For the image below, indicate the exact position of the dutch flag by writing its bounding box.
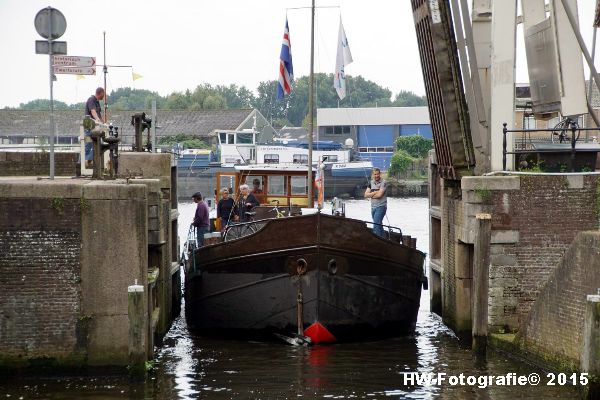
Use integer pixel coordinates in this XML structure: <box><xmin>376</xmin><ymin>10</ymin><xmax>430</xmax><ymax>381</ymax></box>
<box><xmin>277</xmin><ymin>19</ymin><xmax>294</xmax><ymax>100</ymax></box>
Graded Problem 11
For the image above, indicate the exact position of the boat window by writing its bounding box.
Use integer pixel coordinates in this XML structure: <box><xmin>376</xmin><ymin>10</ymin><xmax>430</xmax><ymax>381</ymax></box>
<box><xmin>219</xmin><ymin>175</ymin><xmax>235</xmax><ymax>196</ymax></box>
<box><xmin>322</xmin><ymin>155</ymin><xmax>338</xmax><ymax>162</ymax></box>
<box><xmin>291</xmin><ymin>176</ymin><xmax>307</xmax><ymax>195</ymax></box>
<box><xmin>227</xmin><ymin>133</ymin><xmax>235</xmax><ymax>144</ymax></box>
<box><xmin>219</xmin><ymin>132</ymin><xmax>227</xmax><ymax>144</ymax></box>
<box><xmin>325</xmin><ymin>126</ymin><xmax>334</xmax><ymax>135</ymax></box>
<box><xmin>268</xmin><ymin>175</ymin><xmax>286</xmax><ymax>195</ymax></box>
<box><xmin>237</xmin><ymin>132</ymin><xmax>254</xmax><ymax>144</ymax></box>
<box><xmin>293</xmin><ymin>154</ymin><xmax>308</xmax><ymax>164</ymax></box>
<box><xmin>247</xmin><ymin>176</ymin><xmax>264</xmax><ymax>194</ymax></box>
<box><xmin>358</xmin><ymin>147</ymin><xmax>368</xmax><ymax>152</ymax></box>
<box><xmin>264</xmin><ymin>154</ymin><xmax>279</xmax><ymax>164</ymax></box>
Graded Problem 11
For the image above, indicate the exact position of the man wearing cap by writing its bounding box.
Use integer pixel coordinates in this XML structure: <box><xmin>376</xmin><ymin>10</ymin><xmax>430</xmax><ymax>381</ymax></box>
<box><xmin>192</xmin><ymin>192</ymin><xmax>210</xmax><ymax>247</ymax></box>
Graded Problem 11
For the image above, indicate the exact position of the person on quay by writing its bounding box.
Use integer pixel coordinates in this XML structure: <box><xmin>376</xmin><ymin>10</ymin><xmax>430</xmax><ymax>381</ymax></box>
<box><xmin>84</xmin><ymin>87</ymin><xmax>105</xmax><ymax>168</ymax></box>
<box><xmin>192</xmin><ymin>192</ymin><xmax>210</xmax><ymax>247</ymax></box>
<box><xmin>365</xmin><ymin>167</ymin><xmax>387</xmax><ymax>237</ymax></box>
<box><xmin>217</xmin><ymin>187</ymin><xmax>236</xmax><ymax>231</ymax></box>
<box><xmin>236</xmin><ymin>184</ymin><xmax>260</xmax><ymax>222</ymax></box>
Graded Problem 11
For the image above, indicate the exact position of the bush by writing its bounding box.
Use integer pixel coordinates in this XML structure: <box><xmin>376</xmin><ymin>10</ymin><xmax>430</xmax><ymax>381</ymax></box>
<box><xmin>389</xmin><ymin>150</ymin><xmax>414</xmax><ymax>175</ymax></box>
<box><xmin>396</xmin><ymin>135</ymin><xmax>433</xmax><ymax>158</ymax></box>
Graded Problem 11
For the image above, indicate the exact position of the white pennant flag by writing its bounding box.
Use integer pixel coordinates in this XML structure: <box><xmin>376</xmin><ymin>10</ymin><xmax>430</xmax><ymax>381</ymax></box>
<box><xmin>334</xmin><ymin>19</ymin><xmax>353</xmax><ymax>100</ymax></box>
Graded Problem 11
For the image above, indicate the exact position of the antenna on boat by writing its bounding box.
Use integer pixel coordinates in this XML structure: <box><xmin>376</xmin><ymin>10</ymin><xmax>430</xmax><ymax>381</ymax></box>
<box><xmin>103</xmin><ymin>31</ymin><xmax>108</xmax><ymax>121</ymax></box>
<box><xmin>307</xmin><ymin>0</ymin><xmax>315</xmax><ymax>208</ymax></box>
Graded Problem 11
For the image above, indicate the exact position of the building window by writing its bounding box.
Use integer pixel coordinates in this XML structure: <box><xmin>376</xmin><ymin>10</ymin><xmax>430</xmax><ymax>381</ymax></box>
<box><xmin>293</xmin><ymin>154</ymin><xmax>308</xmax><ymax>164</ymax></box>
<box><xmin>325</xmin><ymin>126</ymin><xmax>350</xmax><ymax>135</ymax></box>
<box><xmin>358</xmin><ymin>147</ymin><xmax>394</xmax><ymax>153</ymax></box>
<box><xmin>264</xmin><ymin>154</ymin><xmax>279</xmax><ymax>164</ymax></box>
<box><xmin>291</xmin><ymin>176</ymin><xmax>307</xmax><ymax>195</ymax></box>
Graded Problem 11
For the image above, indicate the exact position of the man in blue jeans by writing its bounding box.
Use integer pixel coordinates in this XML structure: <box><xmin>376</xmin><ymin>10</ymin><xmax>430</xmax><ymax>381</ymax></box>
<box><xmin>84</xmin><ymin>87</ymin><xmax>105</xmax><ymax>168</ymax></box>
<box><xmin>365</xmin><ymin>167</ymin><xmax>387</xmax><ymax>237</ymax></box>
<box><xmin>192</xmin><ymin>192</ymin><xmax>210</xmax><ymax>247</ymax></box>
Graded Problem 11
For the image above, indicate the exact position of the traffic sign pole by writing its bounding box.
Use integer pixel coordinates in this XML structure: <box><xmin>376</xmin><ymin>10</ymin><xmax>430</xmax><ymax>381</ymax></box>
<box><xmin>48</xmin><ymin>7</ymin><xmax>55</xmax><ymax>180</ymax></box>
<box><xmin>35</xmin><ymin>6</ymin><xmax>66</xmax><ymax>180</ymax></box>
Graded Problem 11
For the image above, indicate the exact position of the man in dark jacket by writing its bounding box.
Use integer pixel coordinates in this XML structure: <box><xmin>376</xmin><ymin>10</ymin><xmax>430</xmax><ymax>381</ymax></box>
<box><xmin>217</xmin><ymin>187</ymin><xmax>236</xmax><ymax>230</ymax></box>
<box><xmin>192</xmin><ymin>192</ymin><xmax>210</xmax><ymax>246</ymax></box>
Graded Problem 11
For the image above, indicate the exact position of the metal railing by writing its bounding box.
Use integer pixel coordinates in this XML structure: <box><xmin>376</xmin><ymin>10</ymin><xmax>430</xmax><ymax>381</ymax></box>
<box><xmin>502</xmin><ymin>121</ymin><xmax>600</xmax><ymax>172</ymax></box>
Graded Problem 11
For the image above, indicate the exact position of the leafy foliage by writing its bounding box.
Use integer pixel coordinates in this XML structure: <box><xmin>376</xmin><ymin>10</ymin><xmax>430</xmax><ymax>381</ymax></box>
<box><xmin>13</xmin><ymin>75</ymin><xmax>427</xmax><ymax>127</ymax></box>
<box><xmin>395</xmin><ymin>135</ymin><xmax>433</xmax><ymax>158</ymax></box>
<box><xmin>388</xmin><ymin>150</ymin><xmax>414</xmax><ymax>175</ymax></box>
<box><xmin>393</xmin><ymin>90</ymin><xmax>427</xmax><ymax>107</ymax></box>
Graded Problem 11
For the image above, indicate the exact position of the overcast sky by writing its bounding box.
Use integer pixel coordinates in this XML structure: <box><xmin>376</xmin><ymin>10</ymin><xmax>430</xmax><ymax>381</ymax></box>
<box><xmin>0</xmin><ymin>0</ymin><xmax>597</xmax><ymax>108</ymax></box>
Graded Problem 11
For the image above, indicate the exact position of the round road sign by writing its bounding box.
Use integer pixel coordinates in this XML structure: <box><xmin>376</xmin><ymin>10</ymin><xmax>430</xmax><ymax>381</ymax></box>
<box><xmin>34</xmin><ymin>7</ymin><xmax>66</xmax><ymax>40</ymax></box>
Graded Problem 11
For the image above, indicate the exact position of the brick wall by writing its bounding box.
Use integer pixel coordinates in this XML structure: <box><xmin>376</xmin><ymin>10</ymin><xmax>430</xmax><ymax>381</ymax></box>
<box><xmin>488</xmin><ymin>176</ymin><xmax>598</xmax><ymax>331</ymax></box>
<box><xmin>0</xmin><ymin>152</ymin><xmax>78</xmax><ymax>176</ymax></box>
<box><xmin>0</xmin><ymin>198</ymin><xmax>83</xmax><ymax>361</ymax></box>
<box><xmin>441</xmin><ymin>175</ymin><xmax>599</xmax><ymax>334</ymax></box>
<box><xmin>516</xmin><ymin>231</ymin><xmax>600</xmax><ymax>369</ymax></box>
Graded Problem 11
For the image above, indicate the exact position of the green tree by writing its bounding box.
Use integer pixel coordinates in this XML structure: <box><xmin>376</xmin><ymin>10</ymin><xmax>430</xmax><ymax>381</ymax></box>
<box><xmin>203</xmin><ymin>94</ymin><xmax>227</xmax><ymax>110</ymax></box>
<box><xmin>392</xmin><ymin>90</ymin><xmax>427</xmax><ymax>107</ymax></box>
<box><xmin>18</xmin><ymin>99</ymin><xmax>71</xmax><ymax>110</ymax></box>
<box><xmin>389</xmin><ymin>150</ymin><xmax>414</xmax><ymax>175</ymax></box>
<box><xmin>166</xmin><ymin>92</ymin><xmax>190</xmax><ymax>110</ymax></box>
<box><xmin>396</xmin><ymin>135</ymin><xmax>433</xmax><ymax>158</ymax></box>
<box><xmin>215</xmin><ymin>84</ymin><xmax>255</xmax><ymax>108</ymax></box>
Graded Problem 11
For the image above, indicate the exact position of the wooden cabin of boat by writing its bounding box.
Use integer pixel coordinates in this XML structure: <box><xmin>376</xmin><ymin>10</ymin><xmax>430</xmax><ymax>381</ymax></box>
<box><xmin>216</xmin><ymin>164</ymin><xmax>315</xmax><ymax>209</ymax></box>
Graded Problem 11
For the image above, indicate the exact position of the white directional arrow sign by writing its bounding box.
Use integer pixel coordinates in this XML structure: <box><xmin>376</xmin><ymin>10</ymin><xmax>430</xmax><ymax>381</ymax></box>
<box><xmin>52</xmin><ymin>55</ymin><xmax>96</xmax><ymax>67</ymax></box>
<box><xmin>54</xmin><ymin>66</ymin><xmax>96</xmax><ymax>75</ymax></box>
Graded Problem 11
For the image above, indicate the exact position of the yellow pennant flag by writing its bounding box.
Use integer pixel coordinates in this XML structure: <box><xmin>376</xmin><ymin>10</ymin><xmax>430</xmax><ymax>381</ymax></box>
<box><xmin>76</xmin><ymin>74</ymin><xmax>85</xmax><ymax>80</ymax></box>
<box><xmin>132</xmin><ymin>71</ymin><xmax>143</xmax><ymax>81</ymax></box>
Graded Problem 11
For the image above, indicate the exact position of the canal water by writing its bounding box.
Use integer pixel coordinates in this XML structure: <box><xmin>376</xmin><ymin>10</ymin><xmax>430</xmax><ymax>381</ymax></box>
<box><xmin>0</xmin><ymin>198</ymin><xmax>580</xmax><ymax>399</ymax></box>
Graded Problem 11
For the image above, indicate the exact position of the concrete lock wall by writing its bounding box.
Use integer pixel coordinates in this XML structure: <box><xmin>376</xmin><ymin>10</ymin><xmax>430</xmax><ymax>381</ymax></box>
<box><xmin>118</xmin><ymin>152</ymin><xmax>180</xmax><ymax>341</ymax></box>
<box><xmin>0</xmin><ymin>152</ymin><xmax>79</xmax><ymax>177</ymax></box>
<box><xmin>515</xmin><ymin>231</ymin><xmax>600</xmax><ymax>371</ymax></box>
<box><xmin>0</xmin><ymin>178</ymin><xmax>148</xmax><ymax>368</ymax></box>
<box><xmin>441</xmin><ymin>175</ymin><xmax>599</xmax><ymax>333</ymax></box>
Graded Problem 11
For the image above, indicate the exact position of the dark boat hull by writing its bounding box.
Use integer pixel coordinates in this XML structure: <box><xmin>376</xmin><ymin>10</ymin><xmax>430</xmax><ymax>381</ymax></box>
<box><xmin>184</xmin><ymin>213</ymin><xmax>425</xmax><ymax>342</ymax></box>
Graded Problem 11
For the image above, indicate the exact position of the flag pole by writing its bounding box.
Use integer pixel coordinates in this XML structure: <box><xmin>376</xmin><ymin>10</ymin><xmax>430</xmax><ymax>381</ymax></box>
<box><xmin>103</xmin><ymin>31</ymin><xmax>108</xmax><ymax>122</ymax></box>
<box><xmin>307</xmin><ymin>0</ymin><xmax>315</xmax><ymax>208</ymax></box>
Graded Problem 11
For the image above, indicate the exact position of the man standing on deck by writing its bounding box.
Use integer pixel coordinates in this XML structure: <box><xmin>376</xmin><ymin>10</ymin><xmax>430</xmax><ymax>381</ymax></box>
<box><xmin>192</xmin><ymin>192</ymin><xmax>210</xmax><ymax>247</ymax></box>
<box><xmin>84</xmin><ymin>87</ymin><xmax>105</xmax><ymax>168</ymax></box>
<box><xmin>365</xmin><ymin>167</ymin><xmax>387</xmax><ymax>237</ymax></box>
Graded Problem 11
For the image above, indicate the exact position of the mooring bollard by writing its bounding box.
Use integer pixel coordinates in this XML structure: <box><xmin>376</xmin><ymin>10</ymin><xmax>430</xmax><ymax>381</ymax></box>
<box><xmin>582</xmin><ymin>292</ymin><xmax>600</xmax><ymax>399</ymax></box>
<box><xmin>128</xmin><ymin>280</ymin><xmax>146</xmax><ymax>379</ymax></box>
<box><xmin>472</xmin><ymin>213</ymin><xmax>491</xmax><ymax>355</ymax></box>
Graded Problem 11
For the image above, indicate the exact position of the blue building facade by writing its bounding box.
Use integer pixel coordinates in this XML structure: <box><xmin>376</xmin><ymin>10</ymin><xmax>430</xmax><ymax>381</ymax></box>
<box><xmin>317</xmin><ymin>107</ymin><xmax>432</xmax><ymax>171</ymax></box>
<box><xmin>356</xmin><ymin>124</ymin><xmax>432</xmax><ymax>171</ymax></box>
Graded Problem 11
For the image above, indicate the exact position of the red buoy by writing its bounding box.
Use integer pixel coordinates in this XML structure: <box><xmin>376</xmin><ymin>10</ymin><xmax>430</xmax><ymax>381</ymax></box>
<box><xmin>304</xmin><ymin>321</ymin><xmax>337</xmax><ymax>344</ymax></box>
